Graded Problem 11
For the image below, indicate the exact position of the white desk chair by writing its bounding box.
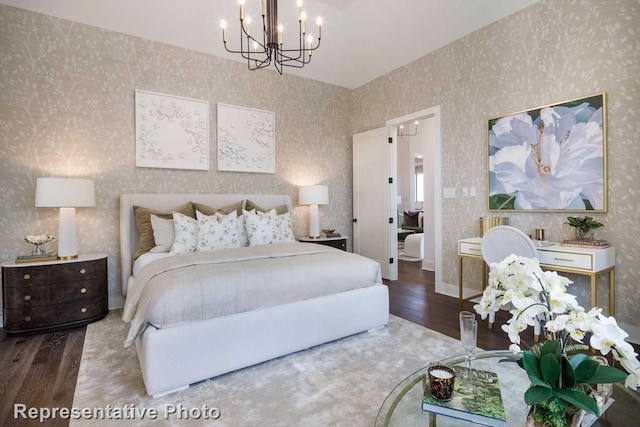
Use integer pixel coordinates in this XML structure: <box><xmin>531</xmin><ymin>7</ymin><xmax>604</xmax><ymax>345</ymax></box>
<box><xmin>481</xmin><ymin>226</ymin><xmax>541</xmax><ymax>340</ymax></box>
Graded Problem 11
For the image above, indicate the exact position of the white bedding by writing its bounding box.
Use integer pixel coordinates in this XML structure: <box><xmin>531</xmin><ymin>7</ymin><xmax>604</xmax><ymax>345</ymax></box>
<box><xmin>123</xmin><ymin>242</ymin><xmax>382</xmax><ymax>347</ymax></box>
<box><xmin>132</xmin><ymin>252</ymin><xmax>174</xmax><ymax>277</ymax></box>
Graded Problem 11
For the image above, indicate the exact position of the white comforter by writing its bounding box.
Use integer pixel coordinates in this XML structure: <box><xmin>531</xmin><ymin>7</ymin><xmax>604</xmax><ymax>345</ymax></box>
<box><xmin>123</xmin><ymin>242</ymin><xmax>382</xmax><ymax>346</ymax></box>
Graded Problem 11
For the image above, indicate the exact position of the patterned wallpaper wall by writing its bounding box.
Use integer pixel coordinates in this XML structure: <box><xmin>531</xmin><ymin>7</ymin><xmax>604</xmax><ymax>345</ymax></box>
<box><xmin>0</xmin><ymin>4</ymin><xmax>353</xmax><ymax>309</ymax></box>
<box><xmin>351</xmin><ymin>0</ymin><xmax>640</xmax><ymax>330</ymax></box>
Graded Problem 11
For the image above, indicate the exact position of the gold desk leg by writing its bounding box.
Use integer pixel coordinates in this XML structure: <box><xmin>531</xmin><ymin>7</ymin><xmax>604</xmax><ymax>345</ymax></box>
<box><xmin>590</xmin><ymin>273</ymin><xmax>597</xmax><ymax>311</ymax></box>
<box><xmin>609</xmin><ymin>269</ymin><xmax>615</xmax><ymax>316</ymax></box>
<box><xmin>429</xmin><ymin>412</ymin><xmax>437</xmax><ymax>427</ymax></box>
<box><xmin>458</xmin><ymin>256</ymin><xmax>464</xmax><ymax>311</ymax></box>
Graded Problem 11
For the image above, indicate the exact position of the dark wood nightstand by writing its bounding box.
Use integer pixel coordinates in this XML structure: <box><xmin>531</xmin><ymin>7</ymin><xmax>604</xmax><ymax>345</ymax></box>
<box><xmin>298</xmin><ymin>236</ymin><xmax>348</xmax><ymax>251</ymax></box>
<box><xmin>2</xmin><ymin>254</ymin><xmax>108</xmax><ymax>336</ymax></box>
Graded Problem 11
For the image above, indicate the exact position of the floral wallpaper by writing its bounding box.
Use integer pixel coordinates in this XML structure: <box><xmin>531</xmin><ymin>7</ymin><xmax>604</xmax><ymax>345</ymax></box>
<box><xmin>351</xmin><ymin>0</ymin><xmax>640</xmax><ymax>332</ymax></box>
<box><xmin>0</xmin><ymin>4</ymin><xmax>352</xmax><ymax>311</ymax></box>
<box><xmin>1</xmin><ymin>1</ymin><xmax>639</xmax><ymax>336</ymax></box>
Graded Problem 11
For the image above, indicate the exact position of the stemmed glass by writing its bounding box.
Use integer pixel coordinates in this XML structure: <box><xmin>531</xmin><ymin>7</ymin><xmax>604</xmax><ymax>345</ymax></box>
<box><xmin>459</xmin><ymin>311</ymin><xmax>478</xmax><ymax>380</ymax></box>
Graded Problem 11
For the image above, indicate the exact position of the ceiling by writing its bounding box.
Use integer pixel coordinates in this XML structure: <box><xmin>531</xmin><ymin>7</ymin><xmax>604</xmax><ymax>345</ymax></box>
<box><xmin>1</xmin><ymin>0</ymin><xmax>539</xmax><ymax>89</ymax></box>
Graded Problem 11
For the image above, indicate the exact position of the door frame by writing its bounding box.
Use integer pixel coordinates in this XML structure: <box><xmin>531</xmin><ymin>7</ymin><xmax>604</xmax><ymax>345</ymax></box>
<box><xmin>386</xmin><ymin>105</ymin><xmax>442</xmax><ymax>287</ymax></box>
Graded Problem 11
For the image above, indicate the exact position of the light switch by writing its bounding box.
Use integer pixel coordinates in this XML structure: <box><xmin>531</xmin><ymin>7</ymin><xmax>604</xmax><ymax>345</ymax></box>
<box><xmin>462</xmin><ymin>187</ymin><xmax>469</xmax><ymax>197</ymax></box>
<box><xmin>469</xmin><ymin>187</ymin><xmax>476</xmax><ymax>197</ymax></box>
<box><xmin>443</xmin><ymin>187</ymin><xmax>456</xmax><ymax>198</ymax></box>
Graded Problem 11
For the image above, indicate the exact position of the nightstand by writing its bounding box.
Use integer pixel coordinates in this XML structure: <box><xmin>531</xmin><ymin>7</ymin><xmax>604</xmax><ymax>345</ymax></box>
<box><xmin>2</xmin><ymin>253</ymin><xmax>108</xmax><ymax>336</ymax></box>
<box><xmin>299</xmin><ymin>236</ymin><xmax>348</xmax><ymax>251</ymax></box>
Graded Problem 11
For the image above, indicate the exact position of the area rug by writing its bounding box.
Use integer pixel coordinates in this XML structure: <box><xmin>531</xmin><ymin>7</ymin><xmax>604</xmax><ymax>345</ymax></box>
<box><xmin>71</xmin><ymin>311</ymin><xmax>465</xmax><ymax>426</ymax></box>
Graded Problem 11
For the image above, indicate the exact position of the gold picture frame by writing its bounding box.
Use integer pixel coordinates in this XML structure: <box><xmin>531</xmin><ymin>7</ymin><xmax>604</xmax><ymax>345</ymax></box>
<box><xmin>487</xmin><ymin>93</ymin><xmax>607</xmax><ymax>212</ymax></box>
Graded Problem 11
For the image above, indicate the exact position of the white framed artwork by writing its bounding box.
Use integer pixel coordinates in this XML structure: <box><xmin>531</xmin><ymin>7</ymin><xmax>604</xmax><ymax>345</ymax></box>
<box><xmin>135</xmin><ymin>90</ymin><xmax>209</xmax><ymax>170</ymax></box>
<box><xmin>217</xmin><ymin>103</ymin><xmax>275</xmax><ymax>173</ymax></box>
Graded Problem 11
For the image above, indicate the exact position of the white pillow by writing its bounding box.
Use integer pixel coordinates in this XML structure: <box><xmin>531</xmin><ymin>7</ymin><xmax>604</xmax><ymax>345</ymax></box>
<box><xmin>149</xmin><ymin>214</ymin><xmax>175</xmax><ymax>253</ymax></box>
<box><xmin>196</xmin><ymin>210</ymin><xmax>240</xmax><ymax>252</ymax></box>
<box><xmin>219</xmin><ymin>211</ymin><xmax>248</xmax><ymax>247</ymax></box>
<box><xmin>274</xmin><ymin>211</ymin><xmax>295</xmax><ymax>242</ymax></box>
<box><xmin>244</xmin><ymin>209</ymin><xmax>278</xmax><ymax>246</ymax></box>
<box><xmin>170</xmin><ymin>212</ymin><xmax>198</xmax><ymax>253</ymax></box>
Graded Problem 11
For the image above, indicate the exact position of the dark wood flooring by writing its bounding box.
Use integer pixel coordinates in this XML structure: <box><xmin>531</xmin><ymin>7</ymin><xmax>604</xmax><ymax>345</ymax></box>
<box><xmin>0</xmin><ymin>261</ymin><xmax>637</xmax><ymax>426</ymax></box>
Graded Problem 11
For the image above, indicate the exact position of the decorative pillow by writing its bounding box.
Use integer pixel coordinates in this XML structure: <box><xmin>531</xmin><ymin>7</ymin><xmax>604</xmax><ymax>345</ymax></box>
<box><xmin>244</xmin><ymin>209</ymin><xmax>279</xmax><ymax>246</ymax></box>
<box><xmin>245</xmin><ymin>199</ymin><xmax>288</xmax><ymax>215</ymax></box>
<box><xmin>403</xmin><ymin>211</ymin><xmax>419</xmax><ymax>227</ymax></box>
<box><xmin>196</xmin><ymin>210</ymin><xmax>240</xmax><ymax>252</ymax></box>
<box><xmin>274</xmin><ymin>211</ymin><xmax>295</xmax><ymax>242</ymax></box>
<box><xmin>133</xmin><ymin>203</ymin><xmax>194</xmax><ymax>259</ymax></box>
<box><xmin>149</xmin><ymin>214</ymin><xmax>175</xmax><ymax>253</ymax></box>
<box><xmin>170</xmin><ymin>212</ymin><xmax>198</xmax><ymax>254</ymax></box>
<box><xmin>218</xmin><ymin>211</ymin><xmax>249</xmax><ymax>247</ymax></box>
<box><xmin>192</xmin><ymin>201</ymin><xmax>243</xmax><ymax>217</ymax></box>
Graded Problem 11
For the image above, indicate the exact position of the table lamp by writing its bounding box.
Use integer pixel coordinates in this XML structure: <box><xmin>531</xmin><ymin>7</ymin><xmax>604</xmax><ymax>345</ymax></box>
<box><xmin>35</xmin><ymin>177</ymin><xmax>95</xmax><ymax>259</ymax></box>
<box><xmin>298</xmin><ymin>185</ymin><xmax>328</xmax><ymax>239</ymax></box>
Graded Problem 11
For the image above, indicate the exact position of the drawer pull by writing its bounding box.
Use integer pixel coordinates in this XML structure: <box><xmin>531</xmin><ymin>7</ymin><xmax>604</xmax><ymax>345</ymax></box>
<box><xmin>81</xmin><ymin>307</ymin><xmax>87</xmax><ymax>313</ymax></box>
<box><xmin>80</xmin><ymin>268</ymin><xmax>87</xmax><ymax>274</ymax></box>
<box><xmin>80</xmin><ymin>287</ymin><xmax>87</xmax><ymax>294</ymax></box>
<box><xmin>469</xmin><ymin>248</ymin><xmax>481</xmax><ymax>252</ymax></box>
<box><xmin>24</xmin><ymin>295</ymin><xmax>31</xmax><ymax>301</ymax></box>
<box><xmin>554</xmin><ymin>257</ymin><xmax>574</xmax><ymax>262</ymax></box>
<box><xmin>24</xmin><ymin>316</ymin><xmax>32</xmax><ymax>322</ymax></box>
<box><xmin>23</xmin><ymin>274</ymin><xmax>31</xmax><ymax>280</ymax></box>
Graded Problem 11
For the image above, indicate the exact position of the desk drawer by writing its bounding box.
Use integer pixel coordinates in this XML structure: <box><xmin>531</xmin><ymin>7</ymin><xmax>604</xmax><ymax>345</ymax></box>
<box><xmin>459</xmin><ymin>241</ymin><xmax>482</xmax><ymax>257</ymax></box>
<box><xmin>538</xmin><ymin>250</ymin><xmax>593</xmax><ymax>271</ymax></box>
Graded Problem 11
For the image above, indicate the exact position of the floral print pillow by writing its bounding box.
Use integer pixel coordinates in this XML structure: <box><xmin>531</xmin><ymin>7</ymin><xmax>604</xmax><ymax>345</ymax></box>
<box><xmin>170</xmin><ymin>212</ymin><xmax>198</xmax><ymax>253</ymax></box>
<box><xmin>220</xmin><ymin>211</ymin><xmax>249</xmax><ymax>247</ymax></box>
<box><xmin>274</xmin><ymin>211</ymin><xmax>295</xmax><ymax>242</ymax></box>
<box><xmin>196</xmin><ymin>210</ymin><xmax>240</xmax><ymax>252</ymax></box>
<box><xmin>244</xmin><ymin>209</ymin><xmax>279</xmax><ymax>246</ymax></box>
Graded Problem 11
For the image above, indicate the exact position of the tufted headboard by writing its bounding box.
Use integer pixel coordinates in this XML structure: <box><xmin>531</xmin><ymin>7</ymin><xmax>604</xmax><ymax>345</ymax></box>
<box><xmin>119</xmin><ymin>194</ymin><xmax>292</xmax><ymax>295</ymax></box>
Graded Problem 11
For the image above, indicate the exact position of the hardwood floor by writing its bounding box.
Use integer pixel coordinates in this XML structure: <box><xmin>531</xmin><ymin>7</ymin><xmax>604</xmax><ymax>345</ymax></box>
<box><xmin>0</xmin><ymin>261</ymin><xmax>637</xmax><ymax>426</ymax></box>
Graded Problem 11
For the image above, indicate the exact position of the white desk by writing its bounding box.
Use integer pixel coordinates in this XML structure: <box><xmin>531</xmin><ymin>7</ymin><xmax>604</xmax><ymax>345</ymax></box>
<box><xmin>458</xmin><ymin>237</ymin><xmax>615</xmax><ymax>315</ymax></box>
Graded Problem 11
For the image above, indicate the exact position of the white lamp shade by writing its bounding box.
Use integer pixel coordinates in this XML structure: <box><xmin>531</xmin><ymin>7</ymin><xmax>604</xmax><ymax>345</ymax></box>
<box><xmin>298</xmin><ymin>185</ymin><xmax>329</xmax><ymax>205</ymax></box>
<box><xmin>35</xmin><ymin>178</ymin><xmax>95</xmax><ymax>207</ymax></box>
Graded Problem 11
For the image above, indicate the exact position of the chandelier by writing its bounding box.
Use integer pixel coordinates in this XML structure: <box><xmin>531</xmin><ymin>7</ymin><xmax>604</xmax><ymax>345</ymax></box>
<box><xmin>220</xmin><ymin>0</ymin><xmax>322</xmax><ymax>74</ymax></box>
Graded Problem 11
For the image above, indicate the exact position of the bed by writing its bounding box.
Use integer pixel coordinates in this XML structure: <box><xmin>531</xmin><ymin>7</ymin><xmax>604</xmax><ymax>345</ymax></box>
<box><xmin>120</xmin><ymin>193</ymin><xmax>389</xmax><ymax>397</ymax></box>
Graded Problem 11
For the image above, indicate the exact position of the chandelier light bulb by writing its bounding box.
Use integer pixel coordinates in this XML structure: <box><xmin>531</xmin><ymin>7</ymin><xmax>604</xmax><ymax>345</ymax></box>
<box><xmin>246</xmin><ymin>16</ymin><xmax>251</xmax><ymax>25</ymax></box>
<box><xmin>220</xmin><ymin>20</ymin><xmax>227</xmax><ymax>29</ymax></box>
<box><xmin>301</xmin><ymin>11</ymin><xmax>307</xmax><ymax>21</ymax></box>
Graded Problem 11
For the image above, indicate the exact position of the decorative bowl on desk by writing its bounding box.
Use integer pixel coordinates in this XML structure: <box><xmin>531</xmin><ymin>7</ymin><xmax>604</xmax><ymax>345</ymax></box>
<box><xmin>321</xmin><ymin>228</ymin><xmax>335</xmax><ymax>236</ymax></box>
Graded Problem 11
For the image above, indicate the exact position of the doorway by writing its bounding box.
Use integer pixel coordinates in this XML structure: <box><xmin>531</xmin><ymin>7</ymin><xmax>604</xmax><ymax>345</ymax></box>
<box><xmin>387</xmin><ymin>106</ymin><xmax>442</xmax><ymax>287</ymax></box>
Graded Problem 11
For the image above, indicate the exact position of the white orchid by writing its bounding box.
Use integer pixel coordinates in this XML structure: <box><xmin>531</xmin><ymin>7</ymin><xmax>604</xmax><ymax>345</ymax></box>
<box><xmin>474</xmin><ymin>255</ymin><xmax>640</xmax><ymax>391</ymax></box>
<box><xmin>24</xmin><ymin>233</ymin><xmax>55</xmax><ymax>245</ymax></box>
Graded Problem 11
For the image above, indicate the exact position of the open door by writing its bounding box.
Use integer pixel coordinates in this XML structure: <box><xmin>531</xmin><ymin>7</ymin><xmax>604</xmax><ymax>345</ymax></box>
<box><xmin>353</xmin><ymin>127</ymin><xmax>398</xmax><ymax>280</ymax></box>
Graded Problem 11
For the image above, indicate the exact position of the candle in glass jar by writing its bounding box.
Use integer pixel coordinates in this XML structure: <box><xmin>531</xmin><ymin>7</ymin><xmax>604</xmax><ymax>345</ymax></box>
<box><xmin>430</xmin><ymin>369</ymin><xmax>454</xmax><ymax>379</ymax></box>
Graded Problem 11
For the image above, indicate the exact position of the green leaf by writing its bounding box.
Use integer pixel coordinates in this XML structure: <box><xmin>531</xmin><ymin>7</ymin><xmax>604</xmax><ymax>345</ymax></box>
<box><xmin>525</xmin><ymin>386</ymin><xmax>553</xmax><ymax>405</ymax></box>
<box><xmin>553</xmin><ymin>388</ymin><xmax>600</xmax><ymax>415</ymax></box>
<box><xmin>587</xmin><ymin>365</ymin><xmax>629</xmax><ymax>384</ymax></box>
<box><xmin>540</xmin><ymin>340</ymin><xmax>561</xmax><ymax>359</ymax></box>
<box><xmin>541</xmin><ymin>353</ymin><xmax>561</xmax><ymax>385</ymax></box>
<box><xmin>523</xmin><ymin>351</ymin><xmax>542</xmax><ymax>381</ymax></box>
<box><xmin>489</xmin><ymin>194</ymin><xmax>515</xmax><ymax>210</ymax></box>
<box><xmin>574</xmin><ymin>358</ymin><xmax>600</xmax><ymax>383</ymax></box>
<box><xmin>569</xmin><ymin>353</ymin><xmax>589</xmax><ymax>370</ymax></box>
<box><xmin>562</xmin><ymin>357</ymin><xmax>576</xmax><ymax>388</ymax></box>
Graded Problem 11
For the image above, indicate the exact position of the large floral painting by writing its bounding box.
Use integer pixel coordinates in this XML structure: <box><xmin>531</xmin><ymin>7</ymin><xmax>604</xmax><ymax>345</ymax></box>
<box><xmin>488</xmin><ymin>93</ymin><xmax>607</xmax><ymax>211</ymax></box>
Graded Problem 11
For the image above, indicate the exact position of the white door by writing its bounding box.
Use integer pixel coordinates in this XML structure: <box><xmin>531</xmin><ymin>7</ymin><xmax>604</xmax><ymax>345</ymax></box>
<box><xmin>353</xmin><ymin>127</ymin><xmax>398</xmax><ymax>280</ymax></box>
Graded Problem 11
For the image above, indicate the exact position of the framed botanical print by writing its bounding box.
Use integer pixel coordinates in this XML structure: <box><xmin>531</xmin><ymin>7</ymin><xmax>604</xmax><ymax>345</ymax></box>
<box><xmin>488</xmin><ymin>93</ymin><xmax>607</xmax><ymax>212</ymax></box>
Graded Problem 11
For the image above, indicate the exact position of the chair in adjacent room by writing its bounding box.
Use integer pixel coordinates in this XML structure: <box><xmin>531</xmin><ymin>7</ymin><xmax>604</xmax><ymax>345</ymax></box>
<box><xmin>480</xmin><ymin>225</ymin><xmax>540</xmax><ymax>339</ymax></box>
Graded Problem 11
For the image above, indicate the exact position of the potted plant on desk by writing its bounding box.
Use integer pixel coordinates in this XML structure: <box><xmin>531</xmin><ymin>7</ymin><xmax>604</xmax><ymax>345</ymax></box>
<box><xmin>566</xmin><ymin>216</ymin><xmax>603</xmax><ymax>241</ymax></box>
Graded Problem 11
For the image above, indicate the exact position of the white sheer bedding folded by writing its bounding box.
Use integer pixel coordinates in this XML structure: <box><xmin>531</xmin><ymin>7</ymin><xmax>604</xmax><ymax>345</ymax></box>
<box><xmin>122</xmin><ymin>242</ymin><xmax>382</xmax><ymax>346</ymax></box>
<box><xmin>132</xmin><ymin>252</ymin><xmax>175</xmax><ymax>277</ymax></box>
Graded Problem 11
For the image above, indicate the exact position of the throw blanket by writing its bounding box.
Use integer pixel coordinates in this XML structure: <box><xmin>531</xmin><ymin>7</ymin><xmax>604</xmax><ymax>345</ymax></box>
<box><xmin>123</xmin><ymin>242</ymin><xmax>382</xmax><ymax>346</ymax></box>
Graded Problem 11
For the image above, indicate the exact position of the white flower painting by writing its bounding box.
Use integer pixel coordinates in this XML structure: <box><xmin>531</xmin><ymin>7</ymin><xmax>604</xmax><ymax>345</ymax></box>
<box><xmin>135</xmin><ymin>90</ymin><xmax>209</xmax><ymax>170</ymax></box>
<box><xmin>488</xmin><ymin>93</ymin><xmax>606</xmax><ymax>211</ymax></box>
<box><xmin>217</xmin><ymin>103</ymin><xmax>275</xmax><ymax>173</ymax></box>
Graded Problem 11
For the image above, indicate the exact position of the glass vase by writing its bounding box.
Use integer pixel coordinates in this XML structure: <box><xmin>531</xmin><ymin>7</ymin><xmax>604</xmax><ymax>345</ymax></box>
<box><xmin>574</xmin><ymin>228</ymin><xmax>593</xmax><ymax>241</ymax></box>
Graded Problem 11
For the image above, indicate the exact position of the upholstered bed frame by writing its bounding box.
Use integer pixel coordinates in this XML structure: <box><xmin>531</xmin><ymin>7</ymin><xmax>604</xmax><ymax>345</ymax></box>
<box><xmin>120</xmin><ymin>194</ymin><xmax>390</xmax><ymax>397</ymax></box>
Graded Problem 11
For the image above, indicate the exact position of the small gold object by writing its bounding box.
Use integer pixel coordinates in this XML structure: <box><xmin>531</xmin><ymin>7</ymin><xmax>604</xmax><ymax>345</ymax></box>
<box><xmin>79</xmin><ymin>268</ymin><xmax>86</xmax><ymax>274</ymax></box>
<box><xmin>81</xmin><ymin>307</ymin><xmax>87</xmax><ymax>313</ymax></box>
<box><xmin>24</xmin><ymin>295</ymin><xmax>31</xmax><ymax>301</ymax></box>
<box><xmin>321</xmin><ymin>228</ymin><xmax>335</xmax><ymax>235</ymax></box>
<box><xmin>24</xmin><ymin>316</ymin><xmax>32</xmax><ymax>322</ymax></box>
<box><xmin>80</xmin><ymin>287</ymin><xmax>87</xmax><ymax>294</ymax></box>
<box><xmin>23</xmin><ymin>274</ymin><xmax>31</xmax><ymax>280</ymax></box>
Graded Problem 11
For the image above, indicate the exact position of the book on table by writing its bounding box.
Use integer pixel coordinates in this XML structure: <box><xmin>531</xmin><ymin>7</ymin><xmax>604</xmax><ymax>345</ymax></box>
<box><xmin>422</xmin><ymin>365</ymin><xmax>506</xmax><ymax>427</ymax></box>
<box><xmin>15</xmin><ymin>252</ymin><xmax>58</xmax><ymax>263</ymax></box>
<box><xmin>560</xmin><ymin>239</ymin><xmax>610</xmax><ymax>248</ymax></box>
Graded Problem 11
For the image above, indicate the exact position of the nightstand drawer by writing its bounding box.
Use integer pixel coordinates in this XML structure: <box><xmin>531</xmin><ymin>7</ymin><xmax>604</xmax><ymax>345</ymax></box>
<box><xmin>459</xmin><ymin>241</ymin><xmax>482</xmax><ymax>257</ymax></box>
<box><xmin>538</xmin><ymin>251</ymin><xmax>593</xmax><ymax>271</ymax></box>
<box><xmin>3</xmin><ymin>295</ymin><xmax>107</xmax><ymax>332</ymax></box>
<box><xmin>3</xmin><ymin>259</ymin><xmax>105</xmax><ymax>287</ymax></box>
<box><xmin>4</xmin><ymin>279</ymin><xmax>105</xmax><ymax>309</ymax></box>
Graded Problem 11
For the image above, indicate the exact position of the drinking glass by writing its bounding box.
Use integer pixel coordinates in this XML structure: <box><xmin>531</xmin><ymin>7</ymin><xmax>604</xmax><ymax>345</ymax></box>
<box><xmin>459</xmin><ymin>314</ymin><xmax>477</xmax><ymax>379</ymax></box>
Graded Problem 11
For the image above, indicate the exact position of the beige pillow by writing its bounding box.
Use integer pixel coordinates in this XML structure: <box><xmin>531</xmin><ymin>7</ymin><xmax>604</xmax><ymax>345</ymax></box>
<box><xmin>245</xmin><ymin>199</ymin><xmax>288</xmax><ymax>215</ymax></box>
<box><xmin>192</xmin><ymin>201</ymin><xmax>242</xmax><ymax>216</ymax></box>
<box><xmin>133</xmin><ymin>202</ymin><xmax>194</xmax><ymax>259</ymax></box>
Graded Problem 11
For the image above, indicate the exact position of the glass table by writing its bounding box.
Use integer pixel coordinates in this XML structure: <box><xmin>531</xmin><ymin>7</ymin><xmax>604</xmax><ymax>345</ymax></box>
<box><xmin>375</xmin><ymin>350</ymin><xmax>640</xmax><ymax>427</ymax></box>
